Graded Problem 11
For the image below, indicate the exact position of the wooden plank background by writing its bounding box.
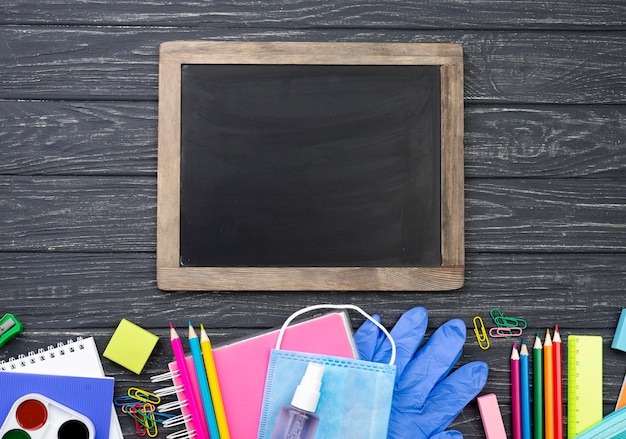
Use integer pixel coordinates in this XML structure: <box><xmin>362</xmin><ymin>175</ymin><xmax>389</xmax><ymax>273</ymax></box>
<box><xmin>1</xmin><ymin>1</ymin><xmax>624</xmax><ymax>438</ymax></box>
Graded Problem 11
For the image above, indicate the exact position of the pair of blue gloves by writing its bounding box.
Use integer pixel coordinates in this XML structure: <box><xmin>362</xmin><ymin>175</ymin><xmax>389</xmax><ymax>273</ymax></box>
<box><xmin>354</xmin><ymin>307</ymin><xmax>489</xmax><ymax>439</ymax></box>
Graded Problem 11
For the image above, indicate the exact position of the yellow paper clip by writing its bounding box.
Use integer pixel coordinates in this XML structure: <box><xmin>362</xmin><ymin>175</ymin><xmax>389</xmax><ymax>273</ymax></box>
<box><xmin>473</xmin><ymin>316</ymin><xmax>490</xmax><ymax>350</ymax></box>
<box><xmin>128</xmin><ymin>387</ymin><xmax>161</xmax><ymax>405</ymax></box>
<box><xmin>489</xmin><ymin>326</ymin><xmax>523</xmax><ymax>338</ymax></box>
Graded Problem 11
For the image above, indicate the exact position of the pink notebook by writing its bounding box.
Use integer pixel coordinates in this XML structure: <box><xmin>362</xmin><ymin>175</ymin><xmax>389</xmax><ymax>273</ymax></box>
<box><xmin>166</xmin><ymin>311</ymin><xmax>356</xmax><ymax>439</ymax></box>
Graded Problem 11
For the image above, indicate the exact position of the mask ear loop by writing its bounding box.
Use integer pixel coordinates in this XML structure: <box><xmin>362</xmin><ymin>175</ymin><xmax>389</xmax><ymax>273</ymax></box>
<box><xmin>275</xmin><ymin>304</ymin><xmax>396</xmax><ymax>366</ymax></box>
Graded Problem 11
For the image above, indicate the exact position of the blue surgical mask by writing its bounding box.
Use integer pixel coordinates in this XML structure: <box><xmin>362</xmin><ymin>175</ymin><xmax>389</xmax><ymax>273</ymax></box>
<box><xmin>257</xmin><ymin>305</ymin><xmax>397</xmax><ymax>439</ymax></box>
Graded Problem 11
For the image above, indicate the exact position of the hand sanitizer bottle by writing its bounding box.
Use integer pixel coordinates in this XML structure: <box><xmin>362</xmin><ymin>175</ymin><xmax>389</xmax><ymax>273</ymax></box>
<box><xmin>272</xmin><ymin>362</ymin><xmax>325</xmax><ymax>439</ymax></box>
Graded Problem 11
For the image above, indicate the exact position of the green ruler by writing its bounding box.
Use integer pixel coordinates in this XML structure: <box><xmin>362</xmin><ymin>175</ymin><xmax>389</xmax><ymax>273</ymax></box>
<box><xmin>568</xmin><ymin>335</ymin><xmax>603</xmax><ymax>437</ymax></box>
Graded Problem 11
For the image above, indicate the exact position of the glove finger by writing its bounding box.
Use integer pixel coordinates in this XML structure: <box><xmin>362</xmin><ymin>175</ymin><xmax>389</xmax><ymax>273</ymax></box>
<box><xmin>394</xmin><ymin>319</ymin><xmax>466</xmax><ymax>409</ymax></box>
<box><xmin>353</xmin><ymin>314</ymin><xmax>384</xmax><ymax>361</ymax></box>
<box><xmin>372</xmin><ymin>306</ymin><xmax>428</xmax><ymax>374</ymax></box>
<box><xmin>398</xmin><ymin>361</ymin><xmax>488</xmax><ymax>437</ymax></box>
<box><xmin>430</xmin><ymin>431</ymin><xmax>463</xmax><ymax>439</ymax></box>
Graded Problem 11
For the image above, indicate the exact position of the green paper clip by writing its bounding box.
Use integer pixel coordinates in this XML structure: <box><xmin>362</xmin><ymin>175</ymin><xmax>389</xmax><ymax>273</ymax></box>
<box><xmin>0</xmin><ymin>313</ymin><xmax>24</xmax><ymax>347</ymax></box>
<box><xmin>490</xmin><ymin>307</ymin><xmax>527</xmax><ymax>329</ymax></box>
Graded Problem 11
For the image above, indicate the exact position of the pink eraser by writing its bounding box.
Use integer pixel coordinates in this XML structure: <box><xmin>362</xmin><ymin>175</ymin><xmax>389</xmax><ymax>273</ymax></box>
<box><xmin>477</xmin><ymin>393</ymin><xmax>507</xmax><ymax>439</ymax></box>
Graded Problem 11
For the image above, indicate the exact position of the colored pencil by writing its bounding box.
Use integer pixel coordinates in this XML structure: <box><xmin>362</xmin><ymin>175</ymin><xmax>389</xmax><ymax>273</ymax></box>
<box><xmin>544</xmin><ymin>329</ymin><xmax>554</xmax><ymax>439</ymax></box>
<box><xmin>534</xmin><ymin>333</ymin><xmax>544</xmax><ymax>439</ymax></box>
<box><xmin>520</xmin><ymin>339</ymin><xmax>532</xmax><ymax>439</ymax></box>
<box><xmin>189</xmin><ymin>322</ymin><xmax>220</xmax><ymax>439</ymax></box>
<box><xmin>169</xmin><ymin>323</ymin><xmax>210</xmax><ymax>439</ymax></box>
<box><xmin>200</xmin><ymin>324</ymin><xmax>231</xmax><ymax>439</ymax></box>
<box><xmin>511</xmin><ymin>342</ymin><xmax>522</xmax><ymax>439</ymax></box>
<box><xmin>553</xmin><ymin>325</ymin><xmax>563</xmax><ymax>439</ymax></box>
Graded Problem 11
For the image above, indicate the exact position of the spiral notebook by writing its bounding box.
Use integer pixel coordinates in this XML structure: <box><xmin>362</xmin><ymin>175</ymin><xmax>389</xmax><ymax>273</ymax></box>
<box><xmin>153</xmin><ymin>311</ymin><xmax>357</xmax><ymax>439</ymax></box>
<box><xmin>0</xmin><ymin>337</ymin><xmax>124</xmax><ymax>439</ymax></box>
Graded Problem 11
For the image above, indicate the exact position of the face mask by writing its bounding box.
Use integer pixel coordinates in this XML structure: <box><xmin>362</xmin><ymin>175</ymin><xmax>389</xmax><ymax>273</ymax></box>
<box><xmin>257</xmin><ymin>304</ymin><xmax>397</xmax><ymax>439</ymax></box>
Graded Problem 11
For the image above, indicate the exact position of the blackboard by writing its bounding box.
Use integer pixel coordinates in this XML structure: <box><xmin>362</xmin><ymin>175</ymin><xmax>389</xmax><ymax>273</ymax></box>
<box><xmin>157</xmin><ymin>42</ymin><xmax>465</xmax><ymax>291</ymax></box>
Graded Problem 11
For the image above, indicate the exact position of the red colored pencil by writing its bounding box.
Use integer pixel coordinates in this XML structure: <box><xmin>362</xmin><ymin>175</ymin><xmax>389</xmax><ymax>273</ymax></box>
<box><xmin>511</xmin><ymin>342</ymin><xmax>522</xmax><ymax>439</ymax></box>
<box><xmin>544</xmin><ymin>329</ymin><xmax>554</xmax><ymax>439</ymax></box>
<box><xmin>553</xmin><ymin>325</ymin><xmax>563</xmax><ymax>439</ymax></box>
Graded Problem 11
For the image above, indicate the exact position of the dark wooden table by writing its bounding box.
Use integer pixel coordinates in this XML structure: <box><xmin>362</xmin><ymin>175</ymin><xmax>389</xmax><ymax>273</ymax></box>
<box><xmin>1</xmin><ymin>2</ymin><xmax>624</xmax><ymax>438</ymax></box>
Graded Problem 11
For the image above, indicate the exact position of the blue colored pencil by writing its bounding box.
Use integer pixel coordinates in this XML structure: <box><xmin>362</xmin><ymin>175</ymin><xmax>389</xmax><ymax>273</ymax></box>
<box><xmin>520</xmin><ymin>338</ymin><xmax>532</xmax><ymax>439</ymax></box>
<box><xmin>189</xmin><ymin>322</ymin><xmax>220</xmax><ymax>439</ymax></box>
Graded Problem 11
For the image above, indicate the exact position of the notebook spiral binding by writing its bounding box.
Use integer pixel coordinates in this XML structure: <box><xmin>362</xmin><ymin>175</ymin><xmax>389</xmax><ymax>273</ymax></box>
<box><xmin>151</xmin><ymin>369</ymin><xmax>195</xmax><ymax>439</ymax></box>
<box><xmin>0</xmin><ymin>337</ymin><xmax>85</xmax><ymax>371</ymax></box>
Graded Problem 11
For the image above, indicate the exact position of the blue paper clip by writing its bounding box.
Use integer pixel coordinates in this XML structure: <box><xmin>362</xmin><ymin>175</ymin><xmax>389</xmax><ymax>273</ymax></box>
<box><xmin>473</xmin><ymin>316</ymin><xmax>490</xmax><ymax>350</ymax></box>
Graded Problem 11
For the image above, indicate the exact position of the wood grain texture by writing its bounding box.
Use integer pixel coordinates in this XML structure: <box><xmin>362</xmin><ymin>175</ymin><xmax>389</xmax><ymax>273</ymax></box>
<box><xmin>0</xmin><ymin>29</ymin><xmax>623</xmax><ymax>104</ymax></box>
<box><xmin>0</xmin><ymin>0</ymin><xmax>623</xmax><ymax>436</ymax></box>
<box><xmin>2</xmin><ymin>0</ymin><xmax>624</xmax><ymax>29</ymax></box>
<box><xmin>2</xmin><ymin>177</ymin><xmax>623</xmax><ymax>253</ymax></box>
<box><xmin>2</xmin><ymin>102</ymin><xmax>623</xmax><ymax>178</ymax></box>
<box><xmin>0</xmin><ymin>252</ymin><xmax>623</xmax><ymax>329</ymax></box>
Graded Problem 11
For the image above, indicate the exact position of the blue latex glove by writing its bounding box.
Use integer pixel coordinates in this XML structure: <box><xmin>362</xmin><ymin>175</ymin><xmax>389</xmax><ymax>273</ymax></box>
<box><xmin>354</xmin><ymin>307</ymin><xmax>488</xmax><ymax>439</ymax></box>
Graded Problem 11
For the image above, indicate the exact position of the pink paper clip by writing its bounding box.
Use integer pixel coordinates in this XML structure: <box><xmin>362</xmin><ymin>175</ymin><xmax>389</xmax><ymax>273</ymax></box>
<box><xmin>489</xmin><ymin>326</ymin><xmax>523</xmax><ymax>338</ymax></box>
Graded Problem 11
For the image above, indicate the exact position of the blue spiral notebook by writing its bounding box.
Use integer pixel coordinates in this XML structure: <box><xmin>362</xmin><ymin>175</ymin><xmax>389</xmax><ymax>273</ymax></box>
<box><xmin>0</xmin><ymin>371</ymin><xmax>114</xmax><ymax>439</ymax></box>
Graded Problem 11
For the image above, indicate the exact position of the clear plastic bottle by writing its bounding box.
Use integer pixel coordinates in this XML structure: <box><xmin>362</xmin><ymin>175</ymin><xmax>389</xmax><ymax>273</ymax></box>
<box><xmin>272</xmin><ymin>362</ymin><xmax>325</xmax><ymax>439</ymax></box>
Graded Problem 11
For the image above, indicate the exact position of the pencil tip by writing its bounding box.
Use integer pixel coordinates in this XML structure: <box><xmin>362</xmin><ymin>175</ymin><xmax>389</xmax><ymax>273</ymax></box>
<box><xmin>555</xmin><ymin>324</ymin><xmax>559</xmax><ymax>332</ymax></box>
<box><xmin>188</xmin><ymin>320</ymin><xmax>192</xmax><ymax>327</ymax></box>
<box><xmin>169</xmin><ymin>322</ymin><xmax>173</xmax><ymax>329</ymax></box>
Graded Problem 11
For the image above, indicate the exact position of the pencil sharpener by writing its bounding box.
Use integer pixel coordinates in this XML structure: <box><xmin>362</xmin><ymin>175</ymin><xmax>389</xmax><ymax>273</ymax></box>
<box><xmin>0</xmin><ymin>314</ymin><xmax>23</xmax><ymax>348</ymax></box>
<box><xmin>0</xmin><ymin>393</ymin><xmax>95</xmax><ymax>439</ymax></box>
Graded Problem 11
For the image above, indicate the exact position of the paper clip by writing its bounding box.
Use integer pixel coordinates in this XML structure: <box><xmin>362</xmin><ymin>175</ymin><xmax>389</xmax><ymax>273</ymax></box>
<box><xmin>490</xmin><ymin>307</ymin><xmax>527</xmax><ymax>329</ymax></box>
<box><xmin>130</xmin><ymin>405</ymin><xmax>147</xmax><ymax>437</ymax></box>
<box><xmin>114</xmin><ymin>395</ymin><xmax>138</xmax><ymax>406</ymax></box>
<box><xmin>489</xmin><ymin>326</ymin><xmax>523</xmax><ymax>338</ymax></box>
<box><xmin>473</xmin><ymin>316</ymin><xmax>490</xmax><ymax>350</ymax></box>
<box><xmin>128</xmin><ymin>387</ymin><xmax>162</xmax><ymax>405</ymax></box>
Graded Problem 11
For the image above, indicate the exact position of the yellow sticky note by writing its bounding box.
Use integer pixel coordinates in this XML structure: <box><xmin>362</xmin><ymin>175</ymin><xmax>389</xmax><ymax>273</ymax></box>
<box><xmin>104</xmin><ymin>319</ymin><xmax>159</xmax><ymax>374</ymax></box>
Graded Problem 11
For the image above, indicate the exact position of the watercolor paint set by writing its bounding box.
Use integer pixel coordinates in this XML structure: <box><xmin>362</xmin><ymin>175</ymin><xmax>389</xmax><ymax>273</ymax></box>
<box><xmin>0</xmin><ymin>393</ymin><xmax>95</xmax><ymax>439</ymax></box>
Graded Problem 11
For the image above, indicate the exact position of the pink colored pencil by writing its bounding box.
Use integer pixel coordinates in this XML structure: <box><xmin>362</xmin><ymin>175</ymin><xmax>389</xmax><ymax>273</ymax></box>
<box><xmin>511</xmin><ymin>342</ymin><xmax>522</xmax><ymax>439</ymax></box>
<box><xmin>170</xmin><ymin>323</ymin><xmax>210</xmax><ymax>439</ymax></box>
<box><xmin>553</xmin><ymin>325</ymin><xmax>563</xmax><ymax>439</ymax></box>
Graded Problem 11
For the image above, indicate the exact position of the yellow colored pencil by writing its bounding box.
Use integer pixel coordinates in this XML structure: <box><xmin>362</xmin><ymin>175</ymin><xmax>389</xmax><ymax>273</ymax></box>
<box><xmin>200</xmin><ymin>324</ymin><xmax>230</xmax><ymax>439</ymax></box>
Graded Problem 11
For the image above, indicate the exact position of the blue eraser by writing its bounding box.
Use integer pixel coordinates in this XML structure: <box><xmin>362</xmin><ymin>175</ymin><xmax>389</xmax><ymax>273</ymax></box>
<box><xmin>612</xmin><ymin>309</ymin><xmax>626</xmax><ymax>352</ymax></box>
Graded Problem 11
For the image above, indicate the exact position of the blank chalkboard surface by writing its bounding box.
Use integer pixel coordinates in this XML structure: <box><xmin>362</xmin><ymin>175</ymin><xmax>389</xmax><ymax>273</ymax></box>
<box><xmin>157</xmin><ymin>42</ymin><xmax>464</xmax><ymax>291</ymax></box>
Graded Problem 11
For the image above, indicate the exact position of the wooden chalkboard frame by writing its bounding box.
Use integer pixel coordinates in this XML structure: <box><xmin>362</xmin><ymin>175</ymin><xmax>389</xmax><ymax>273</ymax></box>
<box><xmin>157</xmin><ymin>41</ymin><xmax>464</xmax><ymax>291</ymax></box>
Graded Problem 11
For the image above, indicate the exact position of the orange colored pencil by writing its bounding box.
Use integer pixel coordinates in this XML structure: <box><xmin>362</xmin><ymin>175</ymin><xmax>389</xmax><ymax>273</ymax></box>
<box><xmin>553</xmin><ymin>325</ymin><xmax>563</xmax><ymax>439</ymax></box>
<box><xmin>544</xmin><ymin>329</ymin><xmax>554</xmax><ymax>439</ymax></box>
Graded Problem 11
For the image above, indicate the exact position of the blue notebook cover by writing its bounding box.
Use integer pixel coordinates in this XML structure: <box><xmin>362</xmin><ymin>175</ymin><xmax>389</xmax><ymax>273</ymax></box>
<box><xmin>0</xmin><ymin>370</ymin><xmax>114</xmax><ymax>439</ymax></box>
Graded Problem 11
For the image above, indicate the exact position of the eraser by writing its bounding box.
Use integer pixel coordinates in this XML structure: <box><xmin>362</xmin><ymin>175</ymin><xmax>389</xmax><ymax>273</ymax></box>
<box><xmin>611</xmin><ymin>309</ymin><xmax>626</xmax><ymax>352</ymax></box>
<box><xmin>477</xmin><ymin>393</ymin><xmax>507</xmax><ymax>439</ymax></box>
<box><xmin>103</xmin><ymin>319</ymin><xmax>159</xmax><ymax>374</ymax></box>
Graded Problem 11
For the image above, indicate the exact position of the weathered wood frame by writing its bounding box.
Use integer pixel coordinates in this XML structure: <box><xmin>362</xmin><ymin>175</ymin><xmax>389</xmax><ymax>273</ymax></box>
<box><xmin>157</xmin><ymin>41</ymin><xmax>464</xmax><ymax>291</ymax></box>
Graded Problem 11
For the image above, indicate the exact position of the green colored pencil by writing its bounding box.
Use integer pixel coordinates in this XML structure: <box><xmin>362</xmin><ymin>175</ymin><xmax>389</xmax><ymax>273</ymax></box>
<box><xmin>534</xmin><ymin>332</ymin><xmax>544</xmax><ymax>439</ymax></box>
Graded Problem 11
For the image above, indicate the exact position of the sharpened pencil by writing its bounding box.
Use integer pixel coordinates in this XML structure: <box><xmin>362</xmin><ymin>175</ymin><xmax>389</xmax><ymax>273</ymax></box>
<box><xmin>511</xmin><ymin>342</ymin><xmax>522</xmax><ymax>439</ymax></box>
<box><xmin>200</xmin><ymin>324</ymin><xmax>231</xmax><ymax>439</ymax></box>
<box><xmin>553</xmin><ymin>325</ymin><xmax>563</xmax><ymax>439</ymax></box>
<box><xmin>544</xmin><ymin>329</ymin><xmax>554</xmax><ymax>439</ymax></box>
<box><xmin>170</xmin><ymin>323</ymin><xmax>210</xmax><ymax>439</ymax></box>
<box><xmin>534</xmin><ymin>333</ymin><xmax>544</xmax><ymax>439</ymax></box>
<box><xmin>189</xmin><ymin>322</ymin><xmax>220</xmax><ymax>439</ymax></box>
<box><xmin>520</xmin><ymin>339</ymin><xmax>531</xmax><ymax>439</ymax></box>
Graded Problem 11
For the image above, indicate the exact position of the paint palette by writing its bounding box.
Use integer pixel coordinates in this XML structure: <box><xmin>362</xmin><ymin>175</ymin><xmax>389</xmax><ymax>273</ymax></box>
<box><xmin>0</xmin><ymin>393</ymin><xmax>95</xmax><ymax>439</ymax></box>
